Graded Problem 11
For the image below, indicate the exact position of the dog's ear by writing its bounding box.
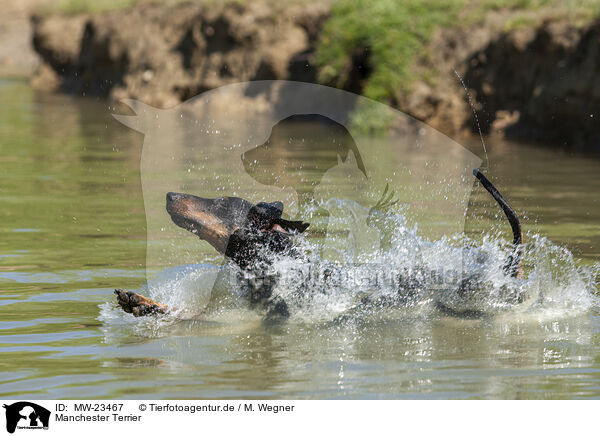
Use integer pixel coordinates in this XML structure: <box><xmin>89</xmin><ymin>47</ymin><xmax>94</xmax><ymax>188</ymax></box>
<box><xmin>266</xmin><ymin>201</ymin><xmax>284</xmax><ymax>216</ymax></box>
<box><xmin>274</xmin><ymin>218</ymin><xmax>310</xmax><ymax>234</ymax></box>
<box><xmin>249</xmin><ymin>201</ymin><xmax>309</xmax><ymax>234</ymax></box>
<box><xmin>246</xmin><ymin>201</ymin><xmax>283</xmax><ymax>231</ymax></box>
<box><xmin>252</xmin><ymin>201</ymin><xmax>283</xmax><ymax>219</ymax></box>
<box><xmin>263</xmin><ymin>201</ymin><xmax>309</xmax><ymax>234</ymax></box>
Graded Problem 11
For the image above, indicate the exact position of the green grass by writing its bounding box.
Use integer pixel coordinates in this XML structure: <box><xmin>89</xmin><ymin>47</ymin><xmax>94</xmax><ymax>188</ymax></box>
<box><xmin>316</xmin><ymin>0</ymin><xmax>465</xmax><ymax>104</ymax></box>
<box><xmin>55</xmin><ymin>0</ymin><xmax>139</xmax><ymax>15</ymax></box>
<box><xmin>474</xmin><ymin>0</ymin><xmax>600</xmax><ymax>29</ymax></box>
<box><xmin>502</xmin><ymin>15</ymin><xmax>536</xmax><ymax>32</ymax></box>
<box><xmin>316</xmin><ymin>0</ymin><xmax>600</xmax><ymax>107</ymax></box>
<box><xmin>479</xmin><ymin>0</ymin><xmax>600</xmax><ymax>14</ymax></box>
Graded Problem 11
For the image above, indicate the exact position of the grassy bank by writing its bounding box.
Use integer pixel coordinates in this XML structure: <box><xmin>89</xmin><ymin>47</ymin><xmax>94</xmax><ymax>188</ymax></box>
<box><xmin>315</xmin><ymin>0</ymin><xmax>600</xmax><ymax>105</ymax></box>
<box><xmin>37</xmin><ymin>0</ymin><xmax>600</xmax><ymax>107</ymax></box>
<box><xmin>316</xmin><ymin>0</ymin><xmax>463</xmax><ymax>103</ymax></box>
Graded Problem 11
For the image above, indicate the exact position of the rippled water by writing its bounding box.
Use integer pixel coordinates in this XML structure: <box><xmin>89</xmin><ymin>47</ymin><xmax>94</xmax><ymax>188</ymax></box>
<box><xmin>1</xmin><ymin>78</ymin><xmax>600</xmax><ymax>399</ymax></box>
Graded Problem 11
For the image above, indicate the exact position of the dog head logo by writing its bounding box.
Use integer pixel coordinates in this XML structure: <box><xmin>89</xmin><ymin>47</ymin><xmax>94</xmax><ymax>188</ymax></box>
<box><xmin>242</xmin><ymin>113</ymin><xmax>367</xmax><ymax>207</ymax></box>
<box><xmin>3</xmin><ymin>402</ymin><xmax>50</xmax><ymax>434</ymax></box>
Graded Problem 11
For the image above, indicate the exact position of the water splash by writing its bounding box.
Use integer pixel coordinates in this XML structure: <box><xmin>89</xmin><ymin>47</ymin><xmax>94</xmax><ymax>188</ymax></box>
<box><xmin>100</xmin><ymin>199</ymin><xmax>599</xmax><ymax>333</ymax></box>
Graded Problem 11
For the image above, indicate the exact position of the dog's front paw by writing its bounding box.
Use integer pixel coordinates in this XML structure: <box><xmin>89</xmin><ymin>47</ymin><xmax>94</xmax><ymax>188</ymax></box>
<box><xmin>114</xmin><ymin>289</ymin><xmax>167</xmax><ymax>317</ymax></box>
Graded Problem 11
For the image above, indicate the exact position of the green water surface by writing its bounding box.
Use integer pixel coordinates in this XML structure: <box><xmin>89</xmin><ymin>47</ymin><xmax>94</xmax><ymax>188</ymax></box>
<box><xmin>1</xmin><ymin>78</ymin><xmax>599</xmax><ymax>399</ymax></box>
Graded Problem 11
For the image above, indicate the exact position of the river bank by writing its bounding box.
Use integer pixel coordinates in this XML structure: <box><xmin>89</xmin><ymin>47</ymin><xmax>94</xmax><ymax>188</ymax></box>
<box><xmin>7</xmin><ymin>0</ymin><xmax>600</xmax><ymax>148</ymax></box>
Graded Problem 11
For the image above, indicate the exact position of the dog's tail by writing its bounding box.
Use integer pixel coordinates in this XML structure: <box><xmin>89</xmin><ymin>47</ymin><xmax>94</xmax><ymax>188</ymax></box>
<box><xmin>474</xmin><ymin>169</ymin><xmax>523</xmax><ymax>278</ymax></box>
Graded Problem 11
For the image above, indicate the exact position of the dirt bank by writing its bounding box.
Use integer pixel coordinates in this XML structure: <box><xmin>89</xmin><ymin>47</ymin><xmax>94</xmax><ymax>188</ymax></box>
<box><xmin>0</xmin><ymin>0</ymin><xmax>60</xmax><ymax>76</ymax></box>
<box><xmin>31</xmin><ymin>2</ymin><xmax>329</xmax><ymax>108</ymax></box>
<box><xmin>30</xmin><ymin>2</ymin><xmax>600</xmax><ymax>149</ymax></box>
<box><xmin>463</xmin><ymin>20</ymin><xmax>600</xmax><ymax>148</ymax></box>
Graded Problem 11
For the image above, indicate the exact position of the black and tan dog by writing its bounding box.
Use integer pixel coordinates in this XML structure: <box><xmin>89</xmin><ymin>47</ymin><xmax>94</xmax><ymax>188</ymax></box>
<box><xmin>115</xmin><ymin>192</ymin><xmax>310</xmax><ymax>320</ymax></box>
<box><xmin>115</xmin><ymin>171</ymin><xmax>523</xmax><ymax>320</ymax></box>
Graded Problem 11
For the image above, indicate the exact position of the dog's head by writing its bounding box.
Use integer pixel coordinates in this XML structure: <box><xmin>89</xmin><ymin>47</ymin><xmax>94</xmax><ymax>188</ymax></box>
<box><xmin>166</xmin><ymin>192</ymin><xmax>309</xmax><ymax>268</ymax></box>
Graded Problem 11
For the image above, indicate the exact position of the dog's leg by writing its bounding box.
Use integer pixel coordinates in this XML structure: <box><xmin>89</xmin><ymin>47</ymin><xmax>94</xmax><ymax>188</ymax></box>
<box><xmin>238</xmin><ymin>270</ymin><xmax>290</xmax><ymax>322</ymax></box>
<box><xmin>114</xmin><ymin>289</ymin><xmax>169</xmax><ymax>316</ymax></box>
<box><xmin>263</xmin><ymin>296</ymin><xmax>290</xmax><ymax>323</ymax></box>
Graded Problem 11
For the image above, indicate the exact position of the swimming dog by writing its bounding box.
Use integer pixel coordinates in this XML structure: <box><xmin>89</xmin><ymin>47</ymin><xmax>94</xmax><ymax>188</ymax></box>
<box><xmin>115</xmin><ymin>170</ymin><xmax>523</xmax><ymax>320</ymax></box>
<box><xmin>115</xmin><ymin>193</ymin><xmax>310</xmax><ymax>321</ymax></box>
